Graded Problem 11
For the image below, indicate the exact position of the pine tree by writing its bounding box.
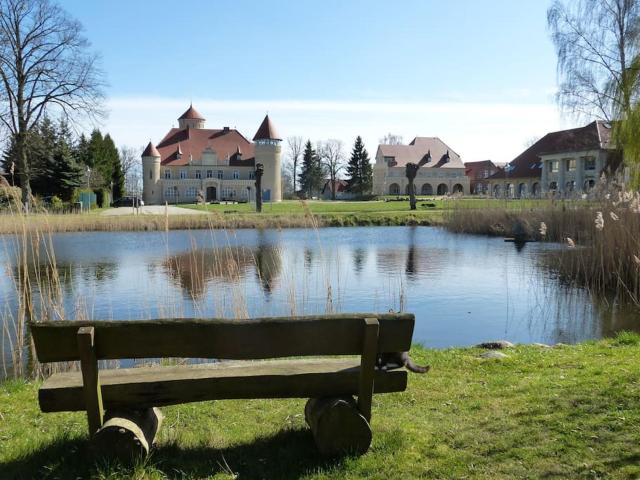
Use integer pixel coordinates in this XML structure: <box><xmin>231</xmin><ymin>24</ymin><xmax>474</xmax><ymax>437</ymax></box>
<box><xmin>298</xmin><ymin>140</ymin><xmax>323</xmax><ymax>198</ymax></box>
<box><xmin>346</xmin><ymin>136</ymin><xmax>372</xmax><ymax>196</ymax></box>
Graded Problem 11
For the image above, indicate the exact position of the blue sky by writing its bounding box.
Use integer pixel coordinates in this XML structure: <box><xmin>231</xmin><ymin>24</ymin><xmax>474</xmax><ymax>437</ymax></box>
<box><xmin>60</xmin><ymin>0</ymin><xmax>572</xmax><ymax>163</ymax></box>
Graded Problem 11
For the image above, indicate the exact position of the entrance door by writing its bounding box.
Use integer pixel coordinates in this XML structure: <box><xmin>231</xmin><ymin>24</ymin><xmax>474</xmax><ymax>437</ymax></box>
<box><xmin>206</xmin><ymin>186</ymin><xmax>217</xmax><ymax>201</ymax></box>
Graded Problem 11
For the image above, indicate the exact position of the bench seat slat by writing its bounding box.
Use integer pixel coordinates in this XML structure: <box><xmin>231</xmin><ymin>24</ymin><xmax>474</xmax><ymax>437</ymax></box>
<box><xmin>39</xmin><ymin>359</ymin><xmax>408</xmax><ymax>412</ymax></box>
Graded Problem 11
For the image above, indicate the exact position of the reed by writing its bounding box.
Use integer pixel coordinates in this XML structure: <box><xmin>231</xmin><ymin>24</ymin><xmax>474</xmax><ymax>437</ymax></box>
<box><xmin>445</xmin><ymin>189</ymin><xmax>640</xmax><ymax>305</ymax></box>
<box><xmin>0</xmin><ymin>210</ymin><xmax>443</xmax><ymax>234</ymax></box>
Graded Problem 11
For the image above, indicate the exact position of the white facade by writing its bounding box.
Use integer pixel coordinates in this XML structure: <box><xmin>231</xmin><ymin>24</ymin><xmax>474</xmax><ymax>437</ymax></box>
<box><xmin>540</xmin><ymin>149</ymin><xmax>608</xmax><ymax>195</ymax></box>
<box><xmin>373</xmin><ymin>137</ymin><xmax>470</xmax><ymax>196</ymax></box>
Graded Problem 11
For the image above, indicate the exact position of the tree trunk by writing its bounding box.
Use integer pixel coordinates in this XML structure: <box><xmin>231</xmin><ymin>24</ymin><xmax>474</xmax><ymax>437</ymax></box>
<box><xmin>93</xmin><ymin>407</ymin><xmax>163</xmax><ymax>460</ymax></box>
<box><xmin>16</xmin><ymin>131</ymin><xmax>31</xmax><ymax>213</ymax></box>
<box><xmin>408</xmin><ymin>179</ymin><xmax>416</xmax><ymax>210</ymax></box>
<box><xmin>255</xmin><ymin>163</ymin><xmax>264</xmax><ymax>213</ymax></box>
<box><xmin>305</xmin><ymin>396</ymin><xmax>372</xmax><ymax>456</ymax></box>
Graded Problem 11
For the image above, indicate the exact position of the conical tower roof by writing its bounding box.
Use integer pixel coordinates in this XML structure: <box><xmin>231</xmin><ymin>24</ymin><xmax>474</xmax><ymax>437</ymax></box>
<box><xmin>179</xmin><ymin>103</ymin><xmax>205</xmax><ymax>120</ymax></box>
<box><xmin>253</xmin><ymin>114</ymin><xmax>281</xmax><ymax>141</ymax></box>
<box><xmin>142</xmin><ymin>141</ymin><xmax>160</xmax><ymax>157</ymax></box>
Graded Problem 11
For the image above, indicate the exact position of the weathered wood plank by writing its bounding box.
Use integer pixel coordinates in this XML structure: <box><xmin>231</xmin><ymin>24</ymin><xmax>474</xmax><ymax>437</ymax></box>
<box><xmin>357</xmin><ymin>318</ymin><xmax>379</xmax><ymax>422</ymax></box>
<box><xmin>39</xmin><ymin>359</ymin><xmax>407</xmax><ymax>412</ymax></box>
<box><xmin>77</xmin><ymin>327</ymin><xmax>104</xmax><ymax>435</ymax></box>
<box><xmin>29</xmin><ymin>314</ymin><xmax>414</xmax><ymax>362</ymax></box>
<box><xmin>93</xmin><ymin>408</ymin><xmax>163</xmax><ymax>460</ymax></box>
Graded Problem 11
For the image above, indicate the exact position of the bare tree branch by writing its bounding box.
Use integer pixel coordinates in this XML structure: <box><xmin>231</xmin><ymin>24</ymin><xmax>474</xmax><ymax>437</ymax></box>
<box><xmin>0</xmin><ymin>0</ymin><xmax>106</xmax><ymax>209</ymax></box>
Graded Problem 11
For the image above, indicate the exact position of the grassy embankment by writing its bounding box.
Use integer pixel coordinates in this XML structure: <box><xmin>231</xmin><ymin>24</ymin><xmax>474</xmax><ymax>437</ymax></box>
<box><xmin>0</xmin><ymin>198</ymin><xmax>553</xmax><ymax>234</ymax></box>
<box><xmin>1</xmin><ymin>335</ymin><xmax>639</xmax><ymax>479</ymax></box>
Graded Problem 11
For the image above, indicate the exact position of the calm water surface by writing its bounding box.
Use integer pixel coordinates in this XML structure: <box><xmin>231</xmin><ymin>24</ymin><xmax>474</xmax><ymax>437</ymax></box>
<box><xmin>1</xmin><ymin>226</ymin><xmax>638</xmax><ymax>373</ymax></box>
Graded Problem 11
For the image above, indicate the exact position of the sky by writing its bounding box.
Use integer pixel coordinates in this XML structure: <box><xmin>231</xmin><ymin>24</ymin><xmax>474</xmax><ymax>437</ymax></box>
<box><xmin>59</xmin><ymin>0</ymin><xmax>575</xmax><ymax>164</ymax></box>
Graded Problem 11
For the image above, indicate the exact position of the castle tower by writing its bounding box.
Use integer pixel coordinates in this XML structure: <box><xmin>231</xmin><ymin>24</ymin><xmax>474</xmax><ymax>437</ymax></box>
<box><xmin>141</xmin><ymin>141</ymin><xmax>161</xmax><ymax>205</ymax></box>
<box><xmin>253</xmin><ymin>115</ymin><xmax>282</xmax><ymax>202</ymax></box>
<box><xmin>178</xmin><ymin>103</ymin><xmax>205</xmax><ymax>129</ymax></box>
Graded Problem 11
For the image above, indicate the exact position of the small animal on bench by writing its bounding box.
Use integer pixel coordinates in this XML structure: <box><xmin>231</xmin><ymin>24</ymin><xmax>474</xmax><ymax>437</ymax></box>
<box><xmin>30</xmin><ymin>313</ymin><xmax>420</xmax><ymax>458</ymax></box>
<box><xmin>376</xmin><ymin>351</ymin><xmax>430</xmax><ymax>373</ymax></box>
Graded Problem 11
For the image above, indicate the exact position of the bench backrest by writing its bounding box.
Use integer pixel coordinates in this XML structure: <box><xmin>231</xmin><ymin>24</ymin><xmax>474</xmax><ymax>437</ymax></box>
<box><xmin>30</xmin><ymin>313</ymin><xmax>414</xmax><ymax>362</ymax></box>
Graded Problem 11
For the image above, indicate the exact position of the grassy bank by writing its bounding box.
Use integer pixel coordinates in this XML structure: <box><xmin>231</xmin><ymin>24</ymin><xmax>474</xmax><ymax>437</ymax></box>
<box><xmin>1</xmin><ymin>337</ymin><xmax>639</xmax><ymax>479</ymax></box>
<box><xmin>0</xmin><ymin>198</ymin><xmax>560</xmax><ymax>234</ymax></box>
<box><xmin>0</xmin><ymin>209</ymin><xmax>445</xmax><ymax>234</ymax></box>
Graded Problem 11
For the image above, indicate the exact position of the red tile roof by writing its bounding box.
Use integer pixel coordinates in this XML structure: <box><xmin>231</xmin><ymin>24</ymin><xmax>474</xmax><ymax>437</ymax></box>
<box><xmin>377</xmin><ymin>137</ymin><xmax>464</xmax><ymax>169</ymax></box>
<box><xmin>157</xmin><ymin>127</ymin><xmax>255</xmax><ymax>166</ymax></box>
<box><xmin>253</xmin><ymin>115</ymin><xmax>281</xmax><ymax>141</ymax></box>
<box><xmin>488</xmin><ymin>121</ymin><xmax>612</xmax><ymax>180</ymax></box>
<box><xmin>142</xmin><ymin>141</ymin><xmax>161</xmax><ymax>157</ymax></box>
<box><xmin>179</xmin><ymin>104</ymin><xmax>205</xmax><ymax>120</ymax></box>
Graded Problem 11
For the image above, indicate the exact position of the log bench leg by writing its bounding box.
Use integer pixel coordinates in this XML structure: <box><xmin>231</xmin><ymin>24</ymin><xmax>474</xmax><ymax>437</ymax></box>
<box><xmin>93</xmin><ymin>407</ymin><xmax>164</xmax><ymax>460</ymax></box>
<box><xmin>304</xmin><ymin>396</ymin><xmax>372</xmax><ymax>456</ymax></box>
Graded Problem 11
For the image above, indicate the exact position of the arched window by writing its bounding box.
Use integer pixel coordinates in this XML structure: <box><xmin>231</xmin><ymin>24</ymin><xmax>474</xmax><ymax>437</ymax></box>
<box><xmin>452</xmin><ymin>184</ymin><xmax>463</xmax><ymax>194</ymax></box>
<box><xmin>421</xmin><ymin>183</ymin><xmax>433</xmax><ymax>195</ymax></box>
<box><xmin>437</xmin><ymin>183</ymin><xmax>448</xmax><ymax>195</ymax></box>
<box><xmin>389</xmin><ymin>183</ymin><xmax>400</xmax><ymax>195</ymax></box>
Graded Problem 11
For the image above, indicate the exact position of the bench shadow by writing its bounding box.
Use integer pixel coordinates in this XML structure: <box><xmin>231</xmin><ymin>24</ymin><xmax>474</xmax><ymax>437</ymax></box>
<box><xmin>0</xmin><ymin>428</ymin><xmax>350</xmax><ymax>480</ymax></box>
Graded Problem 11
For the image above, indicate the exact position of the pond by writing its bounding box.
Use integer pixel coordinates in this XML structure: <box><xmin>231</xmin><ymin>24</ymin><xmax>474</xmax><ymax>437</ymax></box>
<box><xmin>1</xmin><ymin>226</ymin><xmax>638</xmax><ymax>376</ymax></box>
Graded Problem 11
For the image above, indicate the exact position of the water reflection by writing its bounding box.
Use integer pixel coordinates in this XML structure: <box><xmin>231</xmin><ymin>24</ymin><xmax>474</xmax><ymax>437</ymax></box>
<box><xmin>164</xmin><ymin>246</ymin><xmax>255</xmax><ymax>298</ymax></box>
<box><xmin>0</xmin><ymin>226</ymin><xmax>638</xmax><ymax>366</ymax></box>
<box><xmin>163</xmin><ymin>243</ymin><xmax>282</xmax><ymax>298</ymax></box>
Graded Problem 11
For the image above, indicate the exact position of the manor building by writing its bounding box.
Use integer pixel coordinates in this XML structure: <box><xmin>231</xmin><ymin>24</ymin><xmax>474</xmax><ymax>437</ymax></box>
<box><xmin>142</xmin><ymin>105</ymin><xmax>282</xmax><ymax>205</ymax></box>
<box><xmin>486</xmin><ymin>121</ymin><xmax>616</xmax><ymax>198</ymax></box>
<box><xmin>373</xmin><ymin>137</ymin><xmax>469</xmax><ymax>196</ymax></box>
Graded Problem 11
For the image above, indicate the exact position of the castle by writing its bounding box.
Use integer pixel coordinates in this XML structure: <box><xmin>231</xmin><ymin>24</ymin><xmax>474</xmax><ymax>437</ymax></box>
<box><xmin>142</xmin><ymin>105</ymin><xmax>282</xmax><ymax>205</ymax></box>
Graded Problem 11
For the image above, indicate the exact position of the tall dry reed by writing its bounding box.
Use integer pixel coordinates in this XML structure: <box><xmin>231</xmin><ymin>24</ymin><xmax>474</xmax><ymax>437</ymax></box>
<box><xmin>445</xmin><ymin>190</ymin><xmax>640</xmax><ymax>305</ymax></box>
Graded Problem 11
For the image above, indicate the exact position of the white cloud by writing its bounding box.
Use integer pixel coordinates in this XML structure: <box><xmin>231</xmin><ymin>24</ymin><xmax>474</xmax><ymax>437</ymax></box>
<box><xmin>105</xmin><ymin>96</ymin><xmax>569</xmax><ymax>164</ymax></box>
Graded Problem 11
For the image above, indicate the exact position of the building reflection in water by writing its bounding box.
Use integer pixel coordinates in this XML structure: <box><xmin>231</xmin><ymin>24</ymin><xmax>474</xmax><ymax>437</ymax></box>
<box><xmin>163</xmin><ymin>238</ymin><xmax>282</xmax><ymax>298</ymax></box>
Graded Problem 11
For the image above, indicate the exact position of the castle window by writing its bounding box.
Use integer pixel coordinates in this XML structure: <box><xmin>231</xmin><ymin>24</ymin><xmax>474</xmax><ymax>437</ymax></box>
<box><xmin>164</xmin><ymin>170</ymin><xmax>171</xmax><ymax>179</ymax></box>
<box><xmin>186</xmin><ymin>186</ymin><xmax>198</xmax><ymax>198</ymax></box>
<box><xmin>149</xmin><ymin>169</ymin><xmax>152</xmax><ymax>180</ymax></box>
<box><xmin>249</xmin><ymin>171</ymin><xmax>255</xmax><ymax>180</ymax></box>
<box><xmin>233</xmin><ymin>170</ymin><xmax>240</xmax><ymax>179</ymax></box>
<box><xmin>565</xmin><ymin>158</ymin><xmax>576</xmax><ymax>172</ymax></box>
<box><xmin>206</xmin><ymin>170</ymin><xmax>213</xmax><ymax>178</ymax></box>
<box><xmin>195</xmin><ymin>170</ymin><xmax>202</xmax><ymax>179</ymax></box>
<box><xmin>180</xmin><ymin>170</ymin><xmax>187</xmax><ymax>179</ymax></box>
<box><xmin>584</xmin><ymin>157</ymin><xmax>596</xmax><ymax>170</ymax></box>
<box><xmin>550</xmin><ymin>161</ymin><xmax>559</xmax><ymax>173</ymax></box>
<box><xmin>217</xmin><ymin>170</ymin><xmax>223</xmax><ymax>179</ymax></box>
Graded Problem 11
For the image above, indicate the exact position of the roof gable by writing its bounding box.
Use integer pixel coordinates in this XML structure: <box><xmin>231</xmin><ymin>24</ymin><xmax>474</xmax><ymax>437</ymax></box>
<box><xmin>377</xmin><ymin>137</ymin><xmax>463</xmax><ymax>168</ymax></box>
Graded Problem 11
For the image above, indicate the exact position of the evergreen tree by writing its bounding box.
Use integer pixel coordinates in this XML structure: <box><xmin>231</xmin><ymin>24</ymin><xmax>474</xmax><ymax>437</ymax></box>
<box><xmin>346</xmin><ymin>136</ymin><xmax>372</xmax><ymax>196</ymax></box>
<box><xmin>103</xmin><ymin>134</ymin><xmax>124</xmax><ymax>198</ymax></box>
<box><xmin>298</xmin><ymin>140</ymin><xmax>323</xmax><ymax>197</ymax></box>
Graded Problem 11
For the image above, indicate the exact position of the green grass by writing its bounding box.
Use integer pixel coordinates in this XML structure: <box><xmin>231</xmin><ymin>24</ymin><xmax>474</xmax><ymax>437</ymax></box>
<box><xmin>2</xmin><ymin>336</ymin><xmax>639</xmax><ymax>479</ymax></box>
<box><xmin>179</xmin><ymin>198</ymin><xmax>553</xmax><ymax>216</ymax></box>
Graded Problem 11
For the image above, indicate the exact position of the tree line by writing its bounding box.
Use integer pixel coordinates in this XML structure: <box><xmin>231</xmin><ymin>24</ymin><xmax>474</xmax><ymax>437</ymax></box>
<box><xmin>1</xmin><ymin>117</ymin><xmax>140</xmax><ymax>204</ymax></box>
<box><xmin>285</xmin><ymin>136</ymin><xmax>373</xmax><ymax>200</ymax></box>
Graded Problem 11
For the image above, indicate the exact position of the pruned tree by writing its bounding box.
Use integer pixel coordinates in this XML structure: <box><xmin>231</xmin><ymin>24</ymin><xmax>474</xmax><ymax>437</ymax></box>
<box><xmin>318</xmin><ymin>139</ymin><xmax>344</xmax><ymax>200</ymax></box>
<box><xmin>405</xmin><ymin>151</ymin><xmax>431</xmax><ymax>210</ymax></box>
<box><xmin>548</xmin><ymin>0</ymin><xmax>640</xmax><ymax>121</ymax></box>
<box><xmin>286</xmin><ymin>136</ymin><xmax>303</xmax><ymax>194</ymax></box>
<box><xmin>0</xmin><ymin>0</ymin><xmax>105</xmax><ymax>210</ymax></box>
<box><xmin>379</xmin><ymin>133</ymin><xmax>404</xmax><ymax>145</ymax></box>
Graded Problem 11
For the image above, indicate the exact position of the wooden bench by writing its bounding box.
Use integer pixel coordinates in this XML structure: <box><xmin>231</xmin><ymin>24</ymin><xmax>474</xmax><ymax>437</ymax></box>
<box><xmin>30</xmin><ymin>313</ymin><xmax>415</xmax><ymax>457</ymax></box>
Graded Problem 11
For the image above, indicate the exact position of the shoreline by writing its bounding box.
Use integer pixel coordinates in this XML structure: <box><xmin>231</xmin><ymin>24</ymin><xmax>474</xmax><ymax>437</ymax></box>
<box><xmin>0</xmin><ymin>210</ymin><xmax>445</xmax><ymax>234</ymax></box>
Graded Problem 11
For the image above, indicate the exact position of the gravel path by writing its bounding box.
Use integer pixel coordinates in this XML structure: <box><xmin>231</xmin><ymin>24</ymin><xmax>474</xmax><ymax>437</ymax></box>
<box><xmin>101</xmin><ymin>205</ymin><xmax>206</xmax><ymax>216</ymax></box>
